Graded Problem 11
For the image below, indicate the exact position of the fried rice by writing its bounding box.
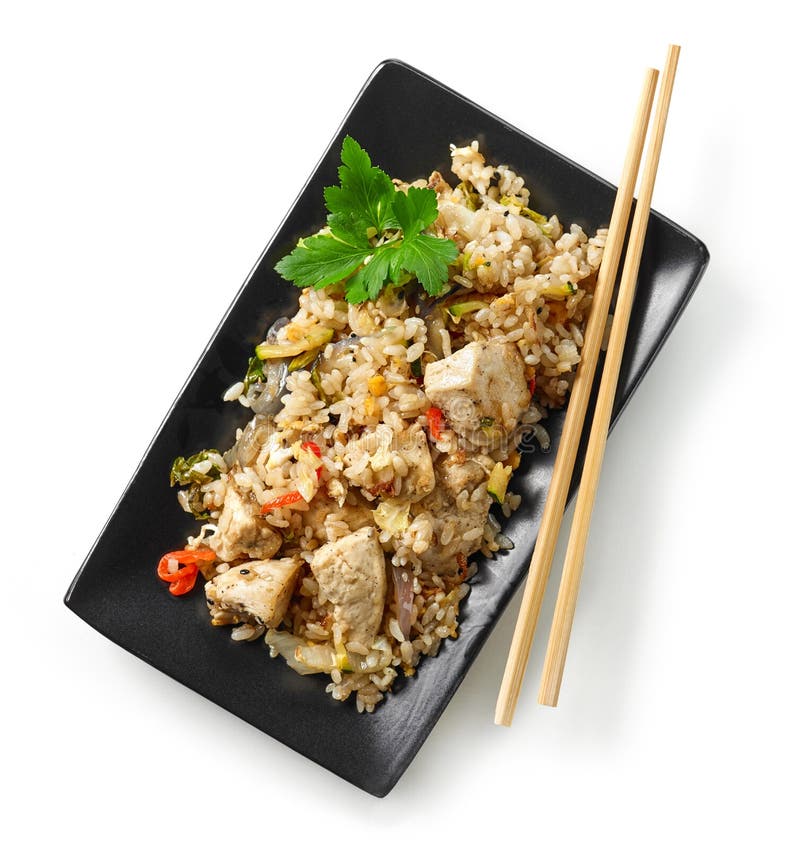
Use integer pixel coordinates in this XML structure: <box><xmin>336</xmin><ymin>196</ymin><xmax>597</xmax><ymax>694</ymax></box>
<box><xmin>171</xmin><ymin>141</ymin><xmax>605</xmax><ymax>713</ymax></box>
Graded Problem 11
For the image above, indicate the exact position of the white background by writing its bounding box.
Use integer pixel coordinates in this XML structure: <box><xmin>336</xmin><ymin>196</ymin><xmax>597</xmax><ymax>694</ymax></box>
<box><xmin>2</xmin><ymin>2</ymin><xmax>797</xmax><ymax>846</ymax></box>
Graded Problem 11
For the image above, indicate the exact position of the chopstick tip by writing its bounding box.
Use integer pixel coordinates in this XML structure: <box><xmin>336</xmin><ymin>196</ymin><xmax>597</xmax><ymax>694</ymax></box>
<box><xmin>494</xmin><ymin>706</ymin><xmax>513</xmax><ymax>727</ymax></box>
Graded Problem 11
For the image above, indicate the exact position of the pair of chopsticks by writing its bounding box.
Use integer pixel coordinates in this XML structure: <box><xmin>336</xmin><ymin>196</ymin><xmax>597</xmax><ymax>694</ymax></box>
<box><xmin>495</xmin><ymin>45</ymin><xmax>681</xmax><ymax>725</ymax></box>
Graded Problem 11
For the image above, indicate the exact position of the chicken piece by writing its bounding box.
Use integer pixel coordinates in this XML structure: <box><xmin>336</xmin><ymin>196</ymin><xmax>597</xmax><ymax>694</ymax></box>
<box><xmin>423</xmin><ymin>340</ymin><xmax>531</xmax><ymax>446</ymax></box>
<box><xmin>342</xmin><ymin>423</ymin><xmax>435</xmax><ymax>502</ymax></box>
<box><xmin>427</xmin><ymin>170</ymin><xmax>451</xmax><ymax>194</ymax></box>
<box><xmin>300</xmin><ymin>493</ymin><xmax>374</xmax><ymax>544</ymax></box>
<box><xmin>396</xmin><ymin>423</ymin><xmax>435</xmax><ymax>500</ymax></box>
<box><xmin>209</xmin><ymin>477</ymin><xmax>282</xmax><ymax>563</ymax></box>
<box><xmin>206</xmin><ymin>557</ymin><xmax>301</xmax><ymax>627</ymax></box>
<box><xmin>415</xmin><ymin>455</ymin><xmax>492</xmax><ymax>575</ymax></box>
<box><xmin>310</xmin><ymin>526</ymin><xmax>387</xmax><ymax>646</ymax></box>
<box><xmin>436</xmin><ymin>451</ymin><xmax>489</xmax><ymax>499</ymax></box>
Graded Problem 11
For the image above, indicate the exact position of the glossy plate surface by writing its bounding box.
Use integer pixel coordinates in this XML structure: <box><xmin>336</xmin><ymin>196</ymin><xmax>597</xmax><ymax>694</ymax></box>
<box><xmin>65</xmin><ymin>59</ymin><xmax>709</xmax><ymax>797</ymax></box>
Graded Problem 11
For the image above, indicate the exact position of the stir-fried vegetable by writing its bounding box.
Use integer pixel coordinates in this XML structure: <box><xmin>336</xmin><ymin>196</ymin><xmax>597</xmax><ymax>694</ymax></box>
<box><xmin>224</xmin><ymin>415</ymin><xmax>274</xmax><ymax>470</ymax></box>
<box><xmin>169</xmin><ymin>451</ymin><xmax>224</xmax><ymax>487</ymax></box>
<box><xmin>265</xmin><ymin>630</ymin><xmax>318</xmax><ymax>675</ymax></box>
<box><xmin>259</xmin><ymin>441</ymin><xmax>323</xmax><ymax>513</ymax></box>
<box><xmin>246</xmin><ymin>359</ymin><xmax>287</xmax><ymax>416</ymax></box>
<box><xmin>372</xmin><ymin>498</ymin><xmax>411</xmax><ymax>535</ymax></box>
<box><xmin>445</xmin><ymin>299</ymin><xmax>488</xmax><ymax>322</ymax></box>
<box><xmin>255</xmin><ymin>325</ymin><xmax>334</xmax><ymax>360</ymax></box>
<box><xmin>234</xmin><ymin>316</ymin><xmax>292</xmax><ymax>413</ymax></box>
<box><xmin>242</xmin><ymin>355</ymin><xmax>266</xmax><ymax>394</ymax></box>
<box><xmin>310</xmin><ymin>366</ymin><xmax>327</xmax><ymax>402</ymax></box>
<box><xmin>287</xmin><ymin>346</ymin><xmax>324</xmax><ymax>372</ymax></box>
<box><xmin>455</xmin><ymin>179</ymin><xmax>480</xmax><ymax>211</ymax></box>
<box><xmin>499</xmin><ymin>195</ymin><xmax>554</xmax><ymax>236</ymax></box>
<box><xmin>295</xmin><ymin>440</ymin><xmax>323</xmax><ymax>501</ymax></box>
<box><xmin>260</xmin><ymin>491</ymin><xmax>304</xmax><ymax>512</ymax></box>
<box><xmin>487</xmin><ymin>461</ymin><xmax>513</xmax><ymax>505</ymax></box>
<box><xmin>391</xmin><ymin>565</ymin><xmax>415</xmax><ymax>640</ymax></box>
<box><xmin>540</xmin><ymin>281</ymin><xmax>577</xmax><ymax>299</ymax></box>
<box><xmin>367</xmin><ymin>374</ymin><xmax>388</xmax><ymax>396</ymax></box>
<box><xmin>426</xmin><ymin>406</ymin><xmax>445</xmax><ymax>441</ymax></box>
<box><xmin>266</xmin><ymin>629</ymin><xmax>353</xmax><ymax>675</ymax></box>
<box><xmin>301</xmin><ymin>441</ymin><xmax>323</xmax><ymax>478</ymax></box>
<box><xmin>156</xmin><ymin>549</ymin><xmax>216</xmax><ymax>597</ymax></box>
<box><xmin>170</xmin><ymin>451</ymin><xmax>225</xmax><ymax>520</ymax></box>
<box><xmin>519</xmin><ymin>206</ymin><xmax>552</xmax><ymax>231</ymax></box>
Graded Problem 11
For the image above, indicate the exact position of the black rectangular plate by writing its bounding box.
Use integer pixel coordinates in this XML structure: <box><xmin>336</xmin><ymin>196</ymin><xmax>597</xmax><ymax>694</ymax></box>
<box><xmin>65</xmin><ymin>59</ymin><xmax>709</xmax><ymax>797</ymax></box>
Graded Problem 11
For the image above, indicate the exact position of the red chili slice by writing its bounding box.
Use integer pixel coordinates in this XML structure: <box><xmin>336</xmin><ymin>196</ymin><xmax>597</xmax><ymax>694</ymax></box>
<box><xmin>301</xmin><ymin>440</ymin><xmax>324</xmax><ymax>480</ymax></box>
<box><xmin>157</xmin><ymin>549</ymin><xmax>215</xmax><ymax>596</ymax></box>
<box><xmin>426</xmin><ymin>406</ymin><xmax>445</xmax><ymax>441</ymax></box>
<box><xmin>260</xmin><ymin>490</ymin><xmax>305</xmax><ymax>513</ymax></box>
<box><xmin>168</xmin><ymin>566</ymin><xmax>199</xmax><ymax>596</ymax></box>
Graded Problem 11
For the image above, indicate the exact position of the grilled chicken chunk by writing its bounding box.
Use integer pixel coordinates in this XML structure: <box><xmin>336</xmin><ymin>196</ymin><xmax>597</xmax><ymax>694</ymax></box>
<box><xmin>395</xmin><ymin>423</ymin><xmax>435</xmax><ymax>500</ymax></box>
<box><xmin>310</xmin><ymin>526</ymin><xmax>387</xmax><ymax>646</ymax></box>
<box><xmin>426</xmin><ymin>170</ymin><xmax>451</xmax><ymax>194</ymax></box>
<box><xmin>342</xmin><ymin>423</ymin><xmax>435</xmax><ymax>502</ymax></box>
<box><xmin>209</xmin><ymin>477</ymin><xmax>282</xmax><ymax>563</ymax></box>
<box><xmin>436</xmin><ymin>451</ymin><xmax>489</xmax><ymax>498</ymax></box>
<box><xmin>300</xmin><ymin>493</ymin><xmax>374</xmax><ymax>544</ymax></box>
<box><xmin>416</xmin><ymin>454</ymin><xmax>493</xmax><ymax>575</ymax></box>
<box><xmin>206</xmin><ymin>556</ymin><xmax>302</xmax><ymax>627</ymax></box>
<box><xmin>423</xmin><ymin>340</ymin><xmax>530</xmax><ymax>445</ymax></box>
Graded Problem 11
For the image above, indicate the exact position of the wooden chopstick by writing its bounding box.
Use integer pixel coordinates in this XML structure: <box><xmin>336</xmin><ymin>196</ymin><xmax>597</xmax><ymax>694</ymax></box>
<box><xmin>538</xmin><ymin>44</ymin><xmax>681</xmax><ymax>708</ymax></box>
<box><xmin>494</xmin><ymin>67</ymin><xmax>659</xmax><ymax>727</ymax></box>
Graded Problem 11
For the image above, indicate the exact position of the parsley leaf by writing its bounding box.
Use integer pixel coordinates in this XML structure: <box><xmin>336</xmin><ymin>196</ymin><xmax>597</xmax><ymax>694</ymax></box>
<box><xmin>323</xmin><ymin>136</ymin><xmax>397</xmax><ymax>237</ymax></box>
<box><xmin>392</xmin><ymin>233</ymin><xmax>459</xmax><ymax>297</ymax></box>
<box><xmin>170</xmin><ymin>451</ymin><xmax>223</xmax><ymax>487</ymax></box>
<box><xmin>242</xmin><ymin>354</ymin><xmax>265</xmax><ymax>393</ymax></box>
<box><xmin>275</xmin><ymin>137</ymin><xmax>458</xmax><ymax>302</ymax></box>
<box><xmin>345</xmin><ymin>250</ymin><xmax>395</xmax><ymax>303</ymax></box>
<box><xmin>274</xmin><ymin>233</ymin><xmax>370</xmax><ymax>291</ymax></box>
<box><xmin>392</xmin><ymin>185</ymin><xmax>439</xmax><ymax>235</ymax></box>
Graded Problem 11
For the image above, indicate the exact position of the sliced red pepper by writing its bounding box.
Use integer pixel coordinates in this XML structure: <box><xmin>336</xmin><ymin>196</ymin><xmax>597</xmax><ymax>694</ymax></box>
<box><xmin>301</xmin><ymin>440</ymin><xmax>324</xmax><ymax>480</ymax></box>
<box><xmin>157</xmin><ymin>549</ymin><xmax>214</xmax><ymax>582</ymax></box>
<box><xmin>157</xmin><ymin>549</ymin><xmax>215</xmax><ymax>596</ymax></box>
<box><xmin>158</xmin><ymin>561</ymin><xmax>196</xmax><ymax>583</ymax></box>
<box><xmin>168</xmin><ymin>566</ymin><xmax>199</xmax><ymax>596</ymax></box>
<box><xmin>260</xmin><ymin>490</ymin><xmax>305</xmax><ymax>513</ymax></box>
<box><xmin>426</xmin><ymin>406</ymin><xmax>445</xmax><ymax>441</ymax></box>
<box><xmin>529</xmin><ymin>376</ymin><xmax>536</xmax><ymax>396</ymax></box>
<box><xmin>260</xmin><ymin>443</ymin><xmax>325</xmax><ymax>514</ymax></box>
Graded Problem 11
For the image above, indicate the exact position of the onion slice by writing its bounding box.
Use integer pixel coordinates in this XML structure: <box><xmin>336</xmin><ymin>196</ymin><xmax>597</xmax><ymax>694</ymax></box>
<box><xmin>391</xmin><ymin>565</ymin><xmax>415</xmax><ymax>640</ymax></box>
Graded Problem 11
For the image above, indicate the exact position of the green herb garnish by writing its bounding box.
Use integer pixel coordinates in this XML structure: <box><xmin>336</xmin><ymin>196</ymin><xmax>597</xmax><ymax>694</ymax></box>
<box><xmin>455</xmin><ymin>180</ymin><xmax>480</xmax><ymax>211</ymax></box>
<box><xmin>170</xmin><ymin>451</ymin><xmax>223</xmax><ymax>487</ymax></box>
<box><xmin>446</xmin><ymin>299</ymin><xmax>488</xmax><ymax>321</ymax></box>
<box><xmin>242</xmin><ymin>355</ymin><xmax>265</xmax><ymax>394</ymax></box>
<box><xmin>310</xmin><ymin>366</ymin><xmax>327</xmax><ymax>403</ymax></box>
<box><xmin>184</xmin><ymin>486</ymin><xmax>212</xmax><ymax>521</ymax></box>
<box><xmin>275</xmin><ymin>137</ymin><xmax>459</xmax><ymax>304</ymax></box>
<box><xmin>287</xmin><ymin>346</ymin><xmax>323</xmax><ymax>373</ymax></box>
